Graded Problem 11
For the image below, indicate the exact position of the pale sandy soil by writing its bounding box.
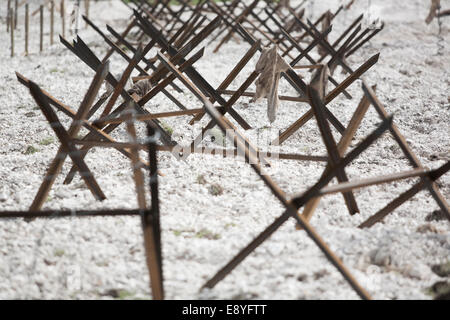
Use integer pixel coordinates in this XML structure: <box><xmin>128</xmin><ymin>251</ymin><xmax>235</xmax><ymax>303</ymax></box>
<box><xmin>0</xmin><ymin>0</ymin><xmax>449</xmax><ymax>299</ymax></box>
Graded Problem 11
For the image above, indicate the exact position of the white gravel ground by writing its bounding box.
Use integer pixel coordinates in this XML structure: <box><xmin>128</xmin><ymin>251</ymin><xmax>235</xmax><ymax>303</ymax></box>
<box><xmin>0</xmin><ymin>0</ymin><xmax>449</xmax><ymax>300</ymax></box>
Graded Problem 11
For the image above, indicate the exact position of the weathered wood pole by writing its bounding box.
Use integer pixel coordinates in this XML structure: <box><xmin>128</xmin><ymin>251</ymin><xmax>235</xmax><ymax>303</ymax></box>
<box><xmin>74</xmin><ymin>0</ymin><xmax>81</xmax><ymax>35</ymax></box>
<box><xmin>14</xmin><ymin>0</ymin><xmax>18</xmax><ymax>29</ymax></box>
<box><xmin>10</xmin><ymin>8</ymin><xmax>14</xmax><ymax>57</ymax></box>
<box><xmin>7</xmin><ymin>0</ymin><xmax>11</xmax><ymax>32</ymax></box>
<box><xmin>40</xmin><ymin>5</ymin><xmax>43</xmax><ymax>52</ymax></box>
<box><xmin>50</xmin><ymin>1</ymin><xmax>54</xmax><ymax>45</ymax></box>
<box><xmin>25</xmin><ymin>3</ymin><xmax>29</xmax><ymax>55</ymax></box>
<box><xmin>61</xmin><ymin>0</ymin><xmax>65</xmax><ymax>38</ymax></box>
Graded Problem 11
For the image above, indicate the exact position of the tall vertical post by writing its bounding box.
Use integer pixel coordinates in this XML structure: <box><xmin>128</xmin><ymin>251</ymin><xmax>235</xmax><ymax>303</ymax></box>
<box><xmin>50</xmin><ymin>1</ymin><xmax>54</xmax><ymax>45</ymax></box>
<box><xmin>14</xmin><ymin>0</ymin><xmax>18</xmax><ymax>29</ymax></box>
<box><xmin>61</xmin><ymin>0</ymin><xmax>65</xmax><ymax>38</ymax></box>
<box><xmin>7</xmin><ymin>0</ymin><xmax>11</xmax><ymax>33</ymax></box>
<box><xmin>146</xmin><ymin>124</ymin><xmax>164</xmax><ymax>300</ymax></box>
<box><xmin>10</xmin><ymin>8</ymin><xmax>14</xmax><ymax>57</ymax></box>
<box><xmin>25</xmin><ymin>3</ymin><xmax>29</xmax><ymax>56</ymax></box>
<box><xmin>40</xmin><ymin>5</ymin><xmax>43</xmax><ymax>52</ymax></box>
<box><xmin>74</xmin><ymin>0</ymin><xmax>81</xmax><ymax>35</ymax></box>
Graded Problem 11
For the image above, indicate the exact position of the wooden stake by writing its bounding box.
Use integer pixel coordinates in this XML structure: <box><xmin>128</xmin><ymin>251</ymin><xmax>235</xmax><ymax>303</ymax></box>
<box><xmin>14</xmin><ymin>0</ymin><xmax>18</xmax><ymax>30</ymax></box>
<box><xmin>61</xmin><ymin>0</ymin><xmax>65</xmax><ymax>38</ymax></box>
<box><xmin>40</xmin><ymin>5</ymin><xmax>43</xmax><ymax>52</ymax></box>
<box><xmin>10</xmin><ymin>8</ymin><xmax>14</xmax><ymax>57</ymax></box>
<box><xmin>50</xmin><ymin>1</ymin><xmax>54</xmax><ymax>45</ymax></box>
<box><xmin>74</xmin><ymin>0</ymin><xmax>80</xmax><ymax>35</ymax></box>
<box><xmin>7</xmin><ymin>0</ymin><xmax>11</xmax><ymax>33</ymax></box>
<box><xmin>25</xmin><ymin>3</ymin><xmax>28</xmax><ymax>55</ymax></box>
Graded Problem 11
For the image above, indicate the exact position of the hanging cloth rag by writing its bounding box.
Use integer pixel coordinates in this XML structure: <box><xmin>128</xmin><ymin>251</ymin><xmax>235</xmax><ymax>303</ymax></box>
<box><xmin>309</xmin><ymin>63</ymin><xmax>330</xmax><ymax>101</ymax></box>
<box><xmin>318</xmin><ymin>10</ymin><xmax>333</xmax><ymax>58</ymax></box>
<box><xmin>100</xmin><ymin>78</ymin><xmax>152</xmax><ymax>101</ymax></box>
<box><xmin>252</xmin><ymin>46</ymin><xmax>290</xmax><ymax>123</ymax></box>
<box><xmin>426</xmin><ymin>0</ymin><xmax>441</xmax><ymax>24</ymax></box>
<box><xmin>128</xmin><ymin>79</ymin><xmax>153</xmax><ymax>98</ymax></box>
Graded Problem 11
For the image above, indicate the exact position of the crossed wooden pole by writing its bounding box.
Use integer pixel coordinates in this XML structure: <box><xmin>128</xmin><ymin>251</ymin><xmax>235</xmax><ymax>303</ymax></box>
<box><xmin>3</xmin><ymin>63</ymin><xmax>164</xmax><ymax>300</ymax></box>
<box><xmin>198</xmin><ymin>80</ymin><xmax>449</xmax><ymax>297</ymax></box>
<box><xmin>5</xmin><ymin>0</ymin><xmax>449</xmax><ymax>300</ymax></box>
<box><xmin>196</xmin><ymin>84</ymin><xmax>393</xmax><ymax>300</ymax></box>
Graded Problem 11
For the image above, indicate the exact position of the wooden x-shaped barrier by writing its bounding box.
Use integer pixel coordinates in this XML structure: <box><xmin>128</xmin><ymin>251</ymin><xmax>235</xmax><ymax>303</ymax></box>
<box><xmin>5</xmin><ymin>0</ymin><xmax>448</xmax><ymax>301</ymax></box>
<box><xmin>197</xmin><ymin>84</ymin><xmax>396</xmax><ymax>300</ymax></box>
<box><xmin>5</xmin><ymin>63</ymin><xmax>165</xmax><ymax>299</ymax></box>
